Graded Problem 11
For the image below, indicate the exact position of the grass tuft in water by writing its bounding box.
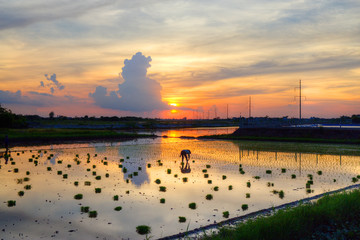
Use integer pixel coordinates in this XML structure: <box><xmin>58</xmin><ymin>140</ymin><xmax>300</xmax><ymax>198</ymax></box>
<box><xmin>26</xmin><ymin>171</ymin><xmax>30</xmax><ymax>175</ymax></box>
<box><xmin>74</xmin><ymin>181</ymin><xmax>79</xmax><ymax>186</ymax></box>
<box><xmin>183</xmin><ymin>177</ymin><xmax>188</xmax><ymax>182</ymax></box>
<box><xmin>206</xmin><ymin>164</ymin><xmax>211</xmax><ymax>168</ymax></box>
<box><xmin>14</xmin><ymin>168</ymin><xmax>19</xmax><ymax>173</ymax></box>
<box><xmin>317</xmin><ymin>170</ymin><xmax>322</xmax><ymax>175</ymax></box>
<box><xmin>113</xmin><ymin>195</ymin><xmax>119</xmax><ymax>201</ymax></box>
<box><xmin>291</xmin><ymin>174</ymin><xmax>296</xmax><ymax>179</ymax></box>
<box><xmin>167</xmin><ymin>169</ymin><xmax>171</xmax><ymax>174</ymax></box>
<box><xmin>89</xmin><ymin>211</ymin><xmax>97</xmax><ymax>218</ymax></box>
<box><xmin>179</xmin><ymin>217</ymin><xmax>186</xmax><ymax>223</ymax></box>
<box><xmin>208</xmin><ymin>180</ymin><xmax>212</xmax><ymax>184</ymax></box>
<box><xmin>114</xmin><ymin>206</ymin><xmax>122</xmax><ymax>211</ymax></box>
<box><xmin>203</xmin><ymin>169</ymin><xmax>207</xmax><ymax>173</ymax></box>
<box><xmin>206</xmin><ymin>194</ymin><xmax>213</xmax><ymax>200</ymax></box>
<box><xmin>74</xmin><ymin>194</ymin><xmax>83</xmax><ymax>200</ymax></box>
<box><xmin>95</xmin><ymin>175</ymin><xmax>101</xmax><ymax>180</ymax></box>
<box><xmin>95</xmin><ymin>188</ymin><xmax>101</xmax><ymax>193</ymax></box>
<box><xmin>84</xmin><ymin>181</ymin><xmax>91</xmax><ymax>186</ymax></box>
<box><xmin>223</xmin><ymin>211</ymin><xmax>230</xmax><ymax>218</ymax></box>
<box><xmin>204</xmin><ymin>174</ymin><xmax>209</xmax><ymax>178</ymax></box>
<box><xmin>247</xmin><ymin>181</ymin><xmax>251</xmax><ymax>188</ymax></box>
<box><xmin>189</xmin><ymin>202</ymin><xmax>197</xmax><ymax>209</ymax></box>
<box><xmin>136</xmin><ymin>225</ymin><xmax>151</xmax><ymax>235</ymax></box>
<box><xmin>214</xmin><ymin>186</ymin><xmax>219</xmax><ymax>191</ymax></box>
<box><xmin>147</xmin><ymin>163</ymin><xmax>151</xmax><ymax>168</ymax></box>
<box><xmin>254</xmin><ymin>176</ymin><xmax>261</xmax><ymax>180</ymax></box>
<box><xmin>222</xmin><ymin>175</ymin><xmax>227</xmax><ymax>180</ymax></box>
<box><xmin>155</xmin><ymin>179</ymin><xmax>161</xmax><ymax>184</ymax></box>
<box><xmin>160</xmin><ymin>198</ymin><xmax>165</xmax><ymax>204</ymax></box>
<box><xmin>266</xmin><ymin>170</ymin><xmax>272</xmax><ymax>174</ymax></box>
<box><xmin>281</xmin><ymin>168</ymin><xmax>286</xmax><ymax>173</ymax></box>
<box><xmin>246</xmin><ymin>193</ymin><xmax>250</xmax><ymax>198</ymax></box>
<box><xmin>18</xmin><ymin>191</ymin><xmax>25</xmax><ymax>197</ymax></box>
<box><xmin>106</xmin><ymin>173</ymin><xmax>109</xmax><ymax>178</ymax></box>
<box><xmin>7</xmin><ymin>200</ymin><xmax>16</xmax><ymax>207</ymax></box>
<box><xmin>24</xmin><ymin>185</ymin><xmax>31</xmax><ymax>190</ymax></box>
<box><xmin>159</xmin><ymin>186</ymin><xmax>166</xmax><ymax>192</ymax></box>
<box><xmin>241</xmin><ymin>204</ymin><xmax>248</xmax><ymax>211</ymax></box>
<box><xmin>279</xmin><ymin>190</ymin><xmax>285</xmax><ymax>199</ymax></box>
<box><xmin>228</xmin><ymin>185</ymin><xmax>233</xmax><ymax>190</ymax></box>
<box><xmin>81</xmin><ymin>206</ymin><xmax>90</xmax><ymax>213</ymax></box>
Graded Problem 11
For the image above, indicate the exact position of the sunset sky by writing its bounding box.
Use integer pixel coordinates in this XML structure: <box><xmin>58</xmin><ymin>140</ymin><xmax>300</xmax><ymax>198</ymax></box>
<box><xmin>0</xmin><ymin>0</ymin><xmax>359</xmax><ymax>118</ymax></box>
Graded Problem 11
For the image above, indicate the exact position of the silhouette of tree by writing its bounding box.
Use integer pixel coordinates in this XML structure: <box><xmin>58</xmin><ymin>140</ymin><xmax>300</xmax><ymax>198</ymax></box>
<box><xmin>49</xmin><ymin>111</ymin><xmax>55</xmax><ymax>119</ymax></box>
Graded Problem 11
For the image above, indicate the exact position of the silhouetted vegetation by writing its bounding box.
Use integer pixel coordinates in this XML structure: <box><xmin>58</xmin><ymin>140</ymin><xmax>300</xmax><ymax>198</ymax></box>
<box><xmin>0</xmin><ymin>105</ymin><xmax>27</xmax><ymax>128</ymax></box>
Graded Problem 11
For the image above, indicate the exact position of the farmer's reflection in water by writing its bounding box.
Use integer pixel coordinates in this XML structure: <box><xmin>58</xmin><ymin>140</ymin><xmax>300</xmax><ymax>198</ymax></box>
<box><xmin>180</xmin><ymin>160</ymin><xmax>191</xmax><ymax>173</ymax></box>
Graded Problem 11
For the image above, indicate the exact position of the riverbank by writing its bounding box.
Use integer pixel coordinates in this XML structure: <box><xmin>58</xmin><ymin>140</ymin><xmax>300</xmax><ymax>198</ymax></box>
<box><xmin>199</xmin><ymin>127</ymin><xmax>360</xmax><ymax>144</ymax></box>
<box><xmin>0</xmin><ymin>128</ymin><xmax>156</xmax><ymax>147</ymax></box>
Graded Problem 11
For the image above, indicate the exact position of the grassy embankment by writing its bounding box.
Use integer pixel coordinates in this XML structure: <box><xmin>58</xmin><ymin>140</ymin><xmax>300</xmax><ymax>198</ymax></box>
<box><xmin>203</xmin><ymin>189</ymin><xmax>360</xmax><ymax>240</ymax></box>
<box><xmin>200</xmin><ymin>134</ymin><xmax>360</xmax><ymax>144</ymax></box>
<box><xmin>0</xmin><ymin>128</ymin><xmax>155</xmax><ymax>146</ymax></box>
<box><xmin>200</xmin><ymin>138</ymin><xmax>360</xmax><ymax>156</ymax></box>
<box><xmin>200</xmin><ymin>127</ymin><xmax>360</xmax><ymax>145</ymax></box>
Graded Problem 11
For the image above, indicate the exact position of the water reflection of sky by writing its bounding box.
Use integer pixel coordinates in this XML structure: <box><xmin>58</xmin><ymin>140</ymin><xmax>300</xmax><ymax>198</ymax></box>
<box><xmin>1</xmin><ymin>130</ymin><xmax>360</xmax><ymax>239</ymax></box>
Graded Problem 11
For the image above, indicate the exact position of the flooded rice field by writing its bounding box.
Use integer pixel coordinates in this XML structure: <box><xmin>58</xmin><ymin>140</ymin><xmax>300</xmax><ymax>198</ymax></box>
<box><xmin>1</xmin><ymin>136</ymin><xmax>360</xmax><ymax>239</ymax></box>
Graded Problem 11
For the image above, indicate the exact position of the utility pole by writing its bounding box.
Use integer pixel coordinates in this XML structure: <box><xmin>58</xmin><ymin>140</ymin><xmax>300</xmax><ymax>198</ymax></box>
<box><xmin>295</xmin><ymin>80</ymin><xmax>305</xmax><ymax>124</ymax></box>
<box><xmin>226</xmin><ymin>104</ymin><xmax>229</xmax><ymax>119</ymax></box>
<box><xmin>299</xmin><ymin>79</ymin><xmax>302</xmax><ymax>123</ymax></box>
<box><xmin>249</xmin><ymin>96</ymin><xmax>251</xmax><ymax>118</ymax></box>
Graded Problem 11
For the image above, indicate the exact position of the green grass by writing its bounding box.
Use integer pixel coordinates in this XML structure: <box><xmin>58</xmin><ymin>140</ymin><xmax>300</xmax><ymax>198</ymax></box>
<box><xmin>81</xmin><ymin>206</ymin><xmax>90</xmax><ymax>213</ymax></box>
<box><xmin>89</xmin><ymin>211</ymin><xmax>97</xmax><ymax>218</ymax></box>
<box><xmin>179</xmin><ymin>216</ymin><xmax>187</xmax><ymax>223</ymax></box>
<box><xmin>114</xmin><ymin>206</ymin><xmax>122</xmax><ymax>211</ymax></box>
<box><xmin>160</xmin><ymin>198</ymin><xmax>166</xmax><ymax>204</ymax></box>
<box><xmin>7</xmin><ymin>200</ymin><xmax>16</xmax><ymax>207</ymax></box>
<box><xmin>203</xmin><ymin>189</ymin><xmax>360</xmax><ymax>240</ymax></box>
<box><xmin>189</xmin><ymin>202</ymin><xmax>197</xmax><ymax>209</ymax></box>
<box><xmin>74</xmin><ymin>194</ymin><xmax>83</xmax><ymax>200</ymax></box>
<box><xmin>206</xmin><ymin>194</ymin><xmax>213</xmax><ymax>200</ymax></box>
<box><xmin>136</xmin><ymin>225</ymin><xmax>151</xmax><ymax>235</ymax></box>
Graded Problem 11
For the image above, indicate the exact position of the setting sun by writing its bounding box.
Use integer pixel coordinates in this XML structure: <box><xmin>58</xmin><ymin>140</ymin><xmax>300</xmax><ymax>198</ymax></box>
<box><xmin>171</xmin><ymin>109</ymin><xmax>178</xmax><ymax>113</ymax></box>
<box><xmin>169</xmin><ymin>103</ymin><xmax>177</xmax><ymax>107</ymax></box>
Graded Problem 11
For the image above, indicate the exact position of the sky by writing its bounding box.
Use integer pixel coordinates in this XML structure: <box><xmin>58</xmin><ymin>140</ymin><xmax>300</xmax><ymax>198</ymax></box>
<box><xmin>0</xmin><ymin>0</ymin><xmax>359</xmax><ymax>119</ymax></box>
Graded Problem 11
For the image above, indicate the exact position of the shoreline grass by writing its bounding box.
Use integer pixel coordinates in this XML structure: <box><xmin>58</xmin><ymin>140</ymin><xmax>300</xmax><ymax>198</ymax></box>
<box><xmin>0</xmin><ymin>128</ymin><xmax>156</xmax><ymax>146</ymax></box>
<box><xmin>203</xmin><ymin>189</ymin><xmax>360</xmax><ymax>240</ymax></box>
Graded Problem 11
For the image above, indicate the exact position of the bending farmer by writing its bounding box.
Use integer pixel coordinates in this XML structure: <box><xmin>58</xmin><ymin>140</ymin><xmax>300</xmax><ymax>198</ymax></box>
<box><xmin>180</xmin><ymin>149</ymin><xmax>191</xmax><ymax>162</ymax></box>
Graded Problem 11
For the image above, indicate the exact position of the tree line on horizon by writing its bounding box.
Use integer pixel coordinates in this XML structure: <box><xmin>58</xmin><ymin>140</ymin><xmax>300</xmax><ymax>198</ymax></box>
<box><xmin>1</xmin><ymin>105</ymin><xmax>360</xmax><ymax>129</ymax></box>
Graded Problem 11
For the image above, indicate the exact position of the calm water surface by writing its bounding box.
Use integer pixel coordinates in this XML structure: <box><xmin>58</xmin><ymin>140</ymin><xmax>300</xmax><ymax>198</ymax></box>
<box><xmin>1</xmin><ymin>128</ymin><xmax>359</xmax><ymax>239</ymax></box>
